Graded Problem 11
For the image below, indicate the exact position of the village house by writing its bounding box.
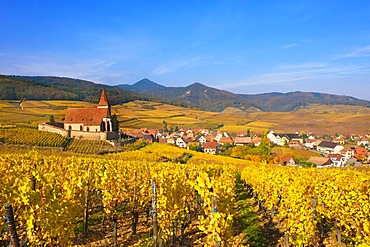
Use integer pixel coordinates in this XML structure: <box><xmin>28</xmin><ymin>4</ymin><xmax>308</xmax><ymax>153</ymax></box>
<box><xmin>195</xmin><ymin>135</ymin><xmax>207</xmax><ymax>146</ymax></box>
<box><xmin>143</xmin><ymin>133</ymin><xmax>156</xmax><ymax>143</ymax></box>
<box><xmin>305</xmin><ymin>139</ymin><xmax>318</xmax><ymax>149</ymax></box>
<box><xmin>267</xmin><ymin>131</ymin><xmax>303</xmax><ymax>146</ymax></box>
<box><xmin>332</xmin><ymin>137</ymin><xmax>345</xmax><ymax>145</ymax></box>
<box><xmin>267</xmin><ymin>131</ymin><xmax>289</xmax><ymax>146</ymax></box>
<box><xmin>354</xmin><ymin>147</ymin><xmax>368</xmax><ymax>160</ymax></box>
<box><xmin>328</xmin><ymin>154</ymin><xmax>347</xmax><ymax>167</ymax></box>
<box><xmin>316</xmin><ymin>141</ymin><xmax>343</xmax><ymax>154</ymax></box>
<box><xmin>203</xmin><ymin>141</ymin><xmax>218</xmax><ymax>155</ymax></box>
<box><xmin>357</xmin><ymin>137</ymin><xmax>369</xmax><ymax>147</ymax></box>
<box><xmin>218</xmin><ymin>136</ymin><xmax>234</xmax><ymax>146</ymax></box>
<box><xmin>281</xmin><ymin>156</ymin><xmax>295</xmax><ymax>166</ymax></box>
<box><xmin>340</xmin><ymin>147</ymin><xmax>355</xmax><ymax>159</ymax></box>
<box><xmin>234</xmin><ymin>136</ymin><xmax>252</xmax><ymax>146</ymax></box>
<box><xmin>308</xmin><ymin>156</ymin><xmax>333</xmax><ymax>168</ymax></box>
<box><xmin>175</xmin><ymin>137</ymin><xmax>187</xmax><ymax>148</ymax></box>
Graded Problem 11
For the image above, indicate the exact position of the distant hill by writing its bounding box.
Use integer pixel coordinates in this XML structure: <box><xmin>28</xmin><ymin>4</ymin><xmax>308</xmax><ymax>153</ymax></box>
<box><xmin>118</xmin><ymin>79</ymin><xmax>254</xmax><ymax>112</ymax></box>
<box><xmin>118</xmin><ymin>79</ymin><xmax>370</xmax><ymax>112</ymax></box>
<box><xmin>2</xmin><ymin>75</ymin><xmax>369</xmax><ymax>112</ymax></box>
<box><xmin>239</xmin><ymin>91</ymin><xmax>370</xmax><ymax>112</ymax></box>
<box><xmin>118</xmin><ymin>78</ymin><xmax>166</xmax><ymax>93</ymax></box>
<box><xmin>0</xmin><ymin>75</ymin><xmax>150</xmax><ymax>105</ymax></box>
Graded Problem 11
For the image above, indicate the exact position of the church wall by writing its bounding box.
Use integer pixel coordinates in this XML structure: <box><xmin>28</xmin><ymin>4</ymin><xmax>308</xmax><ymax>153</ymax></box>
<box><xmin>38</xmin><ymin>123</ymin><xmax>69</xmax><ymax>137</ymax></box>
<box><xmin>70</xmin><ymin>130</ymin><xmax>118</xmax><ymax>141</ymax></box>
<box><xmin>70</xmin><ymin>131</ymin><xmax>103</xmax><ymax>141</ymax></box>
<box><xmin>64</xmin><ymin>123</ymin><xmax>83</xmax><ymax>131</ymax></box>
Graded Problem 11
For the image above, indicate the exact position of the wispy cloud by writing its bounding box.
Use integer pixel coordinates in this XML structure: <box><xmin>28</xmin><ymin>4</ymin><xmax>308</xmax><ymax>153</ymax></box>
<box><xmin>219</xmin><ymin>62</ymin><xmax>370</xmax><ymax>89</ymax></box>
<box><xmin>331</xmin><ymin>45</ymin><xmax>370</xmax><ymax>60</ymax></box>
<box><xmin>153</xmin><ymin>56</ymin><xmax>203</xmax><ymax>75</ymax></box>
<box><xmin>0</xmin><ymin>51</ymin><xmax>132</xmax><ymax>84</ymax></box>
<box><xmin>281</xmin><ymin>43</ymin><xmax>298</xmax><ymax>49</ymax></box>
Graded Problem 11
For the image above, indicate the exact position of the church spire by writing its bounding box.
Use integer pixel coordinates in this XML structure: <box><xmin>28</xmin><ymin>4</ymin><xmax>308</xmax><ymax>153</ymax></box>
<box><xmin>97</xmin><ymin>89</ymin><xmax>110</xmax><ymax>108</ymax></box>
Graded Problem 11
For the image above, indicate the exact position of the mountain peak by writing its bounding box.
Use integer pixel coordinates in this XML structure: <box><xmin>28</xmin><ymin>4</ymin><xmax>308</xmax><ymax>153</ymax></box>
<box><xmin>133</xmin><ymin>78</ymin><xmax>165</xmax><ymax>88</ymax></box>
<box><xmin>117</xmin><ymin>78</ymin><xmax>165</xmax><ymax>93</ymax></box>
<box><xmin>187</xmin><ymin>82</ymin><xmax>207</xmax><ymax>89</ymax></box>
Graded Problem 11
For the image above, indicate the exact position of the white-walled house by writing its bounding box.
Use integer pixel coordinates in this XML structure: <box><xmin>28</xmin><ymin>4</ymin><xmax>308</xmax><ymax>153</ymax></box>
<box><xmin>175</xmin><ymin>137</ymin><xmax>187</xmax><ymax>148</ymax></box>
<box><xmin>316</xmin><ymin>141</ymin><xmax>344</xmax><ymax>154</ymax></box>
<box><xmin>328</xmin><ymin>154</ymin><xmax>347</xmax><ymax>167</ymax></box>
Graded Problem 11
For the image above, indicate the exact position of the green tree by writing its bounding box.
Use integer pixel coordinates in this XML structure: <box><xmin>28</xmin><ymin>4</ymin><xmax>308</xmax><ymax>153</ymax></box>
<box><xmin>246</xmin><ymin>128</ymin><xmax>251</xmax><ymax>137</ymax></box>
<box><xmin>49</xmin><ymin>115</ymin><xmax>55</xmax><ymax>125</ymax></box>
<box><xmin>111</xmin><ymin>114</ymin><xmax>119</xmax><ymax>131</ymax></box>
<box><xmin>163</xmin><ymin>121</ymin><xmax>168</xmax><ymax>132</ymax></box>
<box><xmin>188</xmin><ymin>142</ymin><xmax>199</xmax><ymax>151</ymax></box>
<box><xmin>258</xmin><ymin>131</ymin><xmax>271</xmax><ymax>160</ymax></box>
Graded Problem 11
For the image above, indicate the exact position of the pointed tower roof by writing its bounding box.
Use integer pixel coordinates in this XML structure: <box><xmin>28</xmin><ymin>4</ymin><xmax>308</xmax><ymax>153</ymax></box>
<box><xmin>97</xmin><ymin>89</ymin><xmax>110</xmax><ymax>108</ymax></box>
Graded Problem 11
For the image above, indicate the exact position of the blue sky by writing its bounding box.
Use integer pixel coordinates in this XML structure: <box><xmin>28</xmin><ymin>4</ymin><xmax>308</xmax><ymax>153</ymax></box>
<box><xmin>1</xmin><ymin>1</ymin><xmax>370</xmax><ymax>100</ymax></box>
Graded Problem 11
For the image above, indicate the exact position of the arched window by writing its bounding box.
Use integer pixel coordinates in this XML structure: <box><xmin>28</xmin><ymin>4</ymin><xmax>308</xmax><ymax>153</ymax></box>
<box><xmin>69</xmin><ymin>125</ymin><xmax>72</xmax><ymax>131</ymax></box>
<box><xmin>107</xmin><ymin>121</ymin><xmax>111</xmax><ymax>132</ymax></box>
<box><xmin>80</xmin><ymin>125</ymin><xmax>83</xmax><ymax>131</ymax></box>
<box><xmin>100</xmin><ymin>121</ymin><xmax>105</xmax><ymax>132</ymax></box>
<box><xmin>86</xmin><ymin>127</ymin><xmax>89</xmax><ymax>132</ymax></box>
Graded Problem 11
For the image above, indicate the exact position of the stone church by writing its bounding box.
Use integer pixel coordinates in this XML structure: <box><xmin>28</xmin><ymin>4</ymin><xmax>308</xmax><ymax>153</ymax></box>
<box><xmin>39</xmin><ymin>89</ymin><xmax>117</xmax><ymax>141</ymax></box>
<box><xmin>64</xmin><ymin>89</ymin><xmax>113</xmax><ymax>133</ymax></box>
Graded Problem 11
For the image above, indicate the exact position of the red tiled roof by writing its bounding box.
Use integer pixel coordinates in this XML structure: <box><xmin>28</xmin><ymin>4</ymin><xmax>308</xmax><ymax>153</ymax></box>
<box><xmin>218</xmin><ymin>137</ymin><xmax>233</xmax><ymax>143</ymax></box>
<box><xmin>64</xmin><ymin>108</ymin><xmax>110</xmax><ymax>126</ymax></box>
<box><xmin>204</xmin><ymin>142</ymin><xmax>217</xmax><ymax>149</ymax></box>
<box><xmin>355</xmin><ymin>147</ymin><xmax>368</xmax><ymax>155</ymax></box>
<box><xmin>98</xmin><ymin>89</ymin><xmax>110</xmax><ymax>107</ymax></box>
<box><xmin>282</xmin><ymin>156</ymin><xmax>293</xmax><ymax>163</ymax></box>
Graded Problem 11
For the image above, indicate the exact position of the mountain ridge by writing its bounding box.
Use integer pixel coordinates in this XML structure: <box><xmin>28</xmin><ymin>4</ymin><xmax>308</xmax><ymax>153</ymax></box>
<box><xmin>118</xmin><ymin>79</ymin><xmax>370</xmax><ymax>112</ymax></box>
<box><xmin>1</xmin><ymin>75</ymin><xmax>369</xmax><ymax>112</ymax></box>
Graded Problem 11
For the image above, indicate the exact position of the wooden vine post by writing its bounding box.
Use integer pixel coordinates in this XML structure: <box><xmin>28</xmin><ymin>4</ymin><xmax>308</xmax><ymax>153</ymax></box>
<box><xmin>152</xmin><ymin>180</ymin><xmax>158</xmax><ymax>247</ymax></box>
<box><xmin>83</xmin><ymin>167</ymin><xmax>91</xmax><ymax>236</ymax></box>
<box><xmin>4</xmin><ymin>203</ymin><xmax>20</xmax><ymax>247</ymax></box>
<box><xmin>212</xmin><ymin>195</ymin><xmax>221</xmax><ymax>247</ymax></box>
<box><xmin>132</xmin><ymin>171</ymin><xmax>139</xmax><ymax>235</ymax></box>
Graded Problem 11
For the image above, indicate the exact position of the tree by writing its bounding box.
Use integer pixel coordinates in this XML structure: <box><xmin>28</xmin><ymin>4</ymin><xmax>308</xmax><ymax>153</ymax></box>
<box><xmin>188</xmin><ymin>142</ymin><xmax>199</xmax><ymax>152</ymax></box>
<box><xmin>49</xmin><ymin>115</ymin><xmax>55</xmax><ymax>125</ymax></box>
<box><xmin>258</xmin><ymin>131</ymin><xmax>271</xmax><ymax>160</ymax></box>
<box><xmin>246</xmin><ymin>128</ymin><xmax>251</xmax><ymax>137</ymax></box>
<box><xmin>163</xmin><ymin>121</ymin><xmax>168</xmax><ymax>132</ymax></box>
<box><xmin>111</xmin><ymin>114</ymin><xmax>119</xmax><ymax>131</ymax></box>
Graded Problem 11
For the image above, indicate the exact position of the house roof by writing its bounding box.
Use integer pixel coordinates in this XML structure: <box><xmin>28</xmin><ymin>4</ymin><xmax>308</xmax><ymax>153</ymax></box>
<box><xmin>328</xmin><ymin>154</ymin><xmax>345</xmax><ymax>161</ymax></box>
<box><xmin>318</xmin><ymin>141</ymin><xmax>337</xmax><ymax>149</ymax></box>
<box><xmin>355</xmin><ymin>147</ymin><xmax>368</xmax><ymax>155</ymax></box>
<box><xmin>218</xmin><ymin>136</ymin><xmax>233</xmax><ymax>143</ymax></box>
<box><xmin>234</xmin><ymin>137</ymin><xmax>252</xmax><ymax>144</ymax></box>
<box><xmin>285</xmin><ymin>134</ymin><xmax>302</xmax><ymax>140</ymax></box>
<box><xmin>98</xmin><ymin>89</ymin><xmax>110</xmax><ymax>107</ymax></box>
<box><xmin>282</xmin><ymin>156</ymin><xmax>294</xmax><ymax>163</ymax></box>
<box><xmin>308</xmin><ymin>157</ymin><xmax>332</xmax><ymax>166</ymax></box>
<box><xmin>64</xmin><ymin>108</ymin><xmax>110</xmax><ymax>126</ymax></box>
<box><xmin>204</xmin><ymin>141</ymin><xmax>217</xmax><ymax>149</ymax></box>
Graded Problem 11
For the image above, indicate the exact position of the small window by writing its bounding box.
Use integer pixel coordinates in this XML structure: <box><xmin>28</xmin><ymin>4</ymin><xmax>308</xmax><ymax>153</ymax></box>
<box><xmin>80</xmin><ymin>125</ymin><xmax>83</xmax><ymax>131</ymax></box>
<box><xmin>86</xmin><ymin>127</ymin><xmax>89</xmax><ymax>132</ymax></box>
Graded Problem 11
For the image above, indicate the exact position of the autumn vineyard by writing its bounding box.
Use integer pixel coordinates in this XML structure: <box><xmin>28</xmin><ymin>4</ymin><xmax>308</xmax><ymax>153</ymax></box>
<box><xmin>0</xmin><ymin>143</ymin><xmax>369</xmax><ymax>246</ymax></box>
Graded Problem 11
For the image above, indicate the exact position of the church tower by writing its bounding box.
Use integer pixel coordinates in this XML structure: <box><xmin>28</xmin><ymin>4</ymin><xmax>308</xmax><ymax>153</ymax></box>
<box><xmin>97</xmin><ymin>89</ymin><xmax>111</xmax><ymax>109</ymax></box>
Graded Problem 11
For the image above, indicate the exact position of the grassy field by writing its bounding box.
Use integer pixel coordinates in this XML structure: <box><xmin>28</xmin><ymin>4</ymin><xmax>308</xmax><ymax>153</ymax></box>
<box><xmin>1</xmin><ymin>99</ymin><xmax>369</xmax><ymax>135</ymax></box>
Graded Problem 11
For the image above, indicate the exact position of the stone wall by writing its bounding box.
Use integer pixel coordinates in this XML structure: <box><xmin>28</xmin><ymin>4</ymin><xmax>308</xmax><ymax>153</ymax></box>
<box><xmin>39</xmin><ymin>123</ymin><xmax>118</xmax><ymax>141</ymax></box>
<box><xmin>38</xmin><ymin>123</ymin><xmax>69</xmax><ymax>137</ymax></box>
